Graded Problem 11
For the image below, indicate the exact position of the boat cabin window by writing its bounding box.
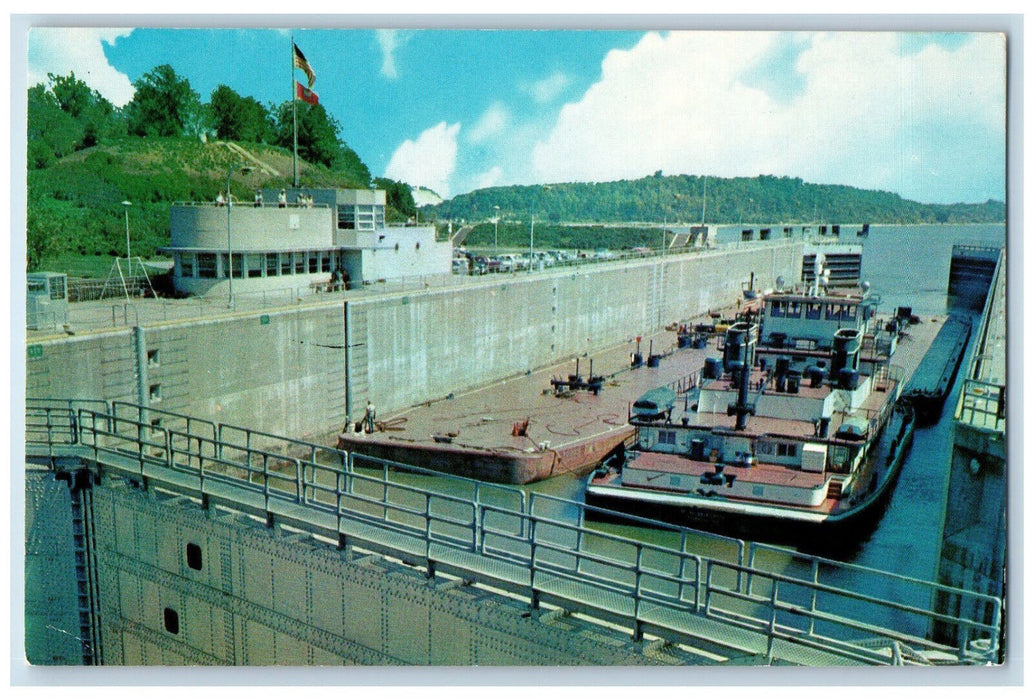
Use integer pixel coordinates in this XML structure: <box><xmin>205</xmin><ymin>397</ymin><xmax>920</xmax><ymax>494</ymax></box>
<box><xmin>786</xmin><ymin>301</ymin><xmax>802</xmax><ymax>318</ymax></box>
<box><xmin>805</xmin><ymin>302</ymin><xmax>823</xmax><ymax>320</ymax></box>
<box><xmin>770</xmin><ymin>300</ymin><xmax>786</xmax><ymax>317</ymax></box>
<box><xmin>658</xmin><ymin>430</ymin><xmax>677</xmax><ymax>445</ymax></box>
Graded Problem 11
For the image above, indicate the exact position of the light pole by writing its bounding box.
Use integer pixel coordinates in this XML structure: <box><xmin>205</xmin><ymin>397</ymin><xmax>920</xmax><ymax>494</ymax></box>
<box><xmin>493</xmin><ymin>205</ymin><xmax>500</xmax><ymax>257</ymax></box>
<box><xmin>530</xmin><ymin>185</ymin><xmax>550</xmax><ymax>272</ymax></box>
<box><xmin>225</xmin><ymin>163</ymin><xmax>253</xmax><ymax>308</ymax></box>
<box><xmin>122</xmin><ymin>200</ymin><xmax>132</xmax><ymax>262</ymax></box>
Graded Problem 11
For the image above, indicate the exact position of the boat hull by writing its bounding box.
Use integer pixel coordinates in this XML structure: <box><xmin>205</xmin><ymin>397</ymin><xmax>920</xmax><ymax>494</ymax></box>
<box><xmin>339</xmin><ymin>427</ymin><xmax>633</xmax><ymax>485</ymax></box>
<box><xmin>586</xmin><ymin>411</ymin><xmax>915</xmax><ymax>553</ymax></box>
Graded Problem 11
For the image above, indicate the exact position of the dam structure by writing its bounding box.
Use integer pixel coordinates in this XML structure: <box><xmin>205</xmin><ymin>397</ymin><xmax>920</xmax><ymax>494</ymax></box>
<box><xmin>27</xmin><ymin>239</ymin><xmax>803</xmax><ymax>442</ymax></box>
<box><xmin>933</xmin><ymin>245</ymin><xmax>1007</xmax><ymax>655</ymax></box>
<box><xmin>22</xmin><ymin>237</ymin><xmax>1004</xmax><ymax>667</ymax></box>
<box><xmin>25</xmin><ymin>399</ymin><xmax>1001</xmax><ymax>666</ymax></box>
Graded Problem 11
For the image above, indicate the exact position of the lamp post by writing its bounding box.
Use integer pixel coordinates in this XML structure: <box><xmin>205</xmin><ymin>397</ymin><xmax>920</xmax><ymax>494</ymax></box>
<box><xmin>530</xmin><ymin>186</ymin><xmax>550</xmax><ymax>272</ymax></box>
<box><xmin>225</xmin><ymin>164</ymin><xmax>253</xmax><ymax>308</ymax></box>
<box><xmin>493</xmin><ymin>205</ymin><xmax>500</xmax><ymax>257</ymax></box>
<box><xmin>122</xmin><ymin>201</ymin><xmax>132</xmax><ymax>262</ymax></box>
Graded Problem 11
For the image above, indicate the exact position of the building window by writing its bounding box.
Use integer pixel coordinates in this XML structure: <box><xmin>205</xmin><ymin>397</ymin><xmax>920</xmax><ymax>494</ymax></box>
<box><xmin>338</xmin><ymin>207</ymin><xmax>356</xmax><ymax>229</ymax></box>
<box><xmin>49</xmin><ymin>276</ymin><xmax>66</xmax><ymax>300</ymax></box>
<box><xmin>186</xmin><ymin>543</ymin><xmax>202</xmax><ymax>571</ymax></box>
<box><xmin>308</xmin><ymin>252</ymin><xmax>319</xmax><ymax>273</ymax></box>
<box><xmin>197</xmin><ymin>253</ymin><xmax>217</xmax><ymax>278</ymax></box>
<box><xmin>149</xmin><ymin>383</ymin><xmax>162</xmax><ymax>402</ymax></box>
<box><xmin>147</xmin><ymin>349</ymin><xmax>160</xmax><ymax>367</ymax></box>
<box><xmin>180</xmin><ymin>253</ymin><xmax>195</xmax><ymax>278</ymax></box>
<box><xmin>163</xmin><ymin>607</ymin><xmax>179</xmax><ymax>635</ymax></box>
<box><xmin>776</xmin><ymin>443</ymin><xmax>797</xmax><ymax>457</ymax></box>
<box><xmin>658</xmin><ymin>430</ymin><xmax>677</xmax><ymax>445</ymax></box>
<box><xmin>294</xmin><ymin>252</ymin><xmax>306</xmax><ymax>274</ymax></box>
<box><xmin>266</xmin><ymin>253</ymin><xmax>279</xmax><ymax>276</ymax></box>
<box><xmin>247</xmin><ymin>254</ymin><xmax>263</xmax><ymax>278</ymax></box>
<box><xmin>321</xmin><ymin>252</ymin><xmax>331</xmax><ymax>273</ymax></box>
<box><xmin>356</xmin><ymin>205</ymin><xmax>376</xmax><ymax>230</ymax></box>
<box><xmin>281</xmin><ymin>253</ymin><xmax>293</xmax><ymax>276</ymax></box>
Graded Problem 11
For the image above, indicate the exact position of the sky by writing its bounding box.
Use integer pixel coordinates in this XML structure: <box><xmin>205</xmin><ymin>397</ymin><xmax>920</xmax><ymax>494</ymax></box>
<box><xmin>25</xmin><ymin>24</ymin><xmax>1007</xmax><ymax>204</ymax></box>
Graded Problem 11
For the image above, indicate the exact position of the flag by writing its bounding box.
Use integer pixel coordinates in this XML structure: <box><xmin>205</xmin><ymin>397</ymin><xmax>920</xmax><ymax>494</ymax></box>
<box><xmin>293</xmin><ymin>42</ymin><xmax>316</xmax><ymax>88</ymax></box>
<box><xmin>295</xmin><ymin>81</ymin><xmax>319</xmax><ymax>105</ymax></box>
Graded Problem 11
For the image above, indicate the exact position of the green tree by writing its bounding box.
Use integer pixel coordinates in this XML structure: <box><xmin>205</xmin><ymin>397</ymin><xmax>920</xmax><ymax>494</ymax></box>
<box><xmin>124</xmin><ymin>64</ymin><xmax>201</xmax><ymax>137</ymax></box>
<box><xmin>26</xmin><ymin>84</ymin><xmax>79</xmax><ymax>168</ymax></box>
<box><xmin>271</xmin><ymin>100</ymin><xmax>370</xmax><ymax>184</ymax></box>
<box><xmin>373</xmin><ymin>177</ymin><xmax>416</xmax><ymax>218</ymax></box>
<box><xmin>210</xmin><ymin>85</ymin><xmax>271</xmax><ymax>142</ymax></box>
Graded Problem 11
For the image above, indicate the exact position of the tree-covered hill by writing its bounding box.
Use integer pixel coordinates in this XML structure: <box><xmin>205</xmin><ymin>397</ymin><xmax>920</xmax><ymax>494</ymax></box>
<box><xmin>429</xmin><ymin>173</ymin><xmax>1005</xmax><ymax>226</ymax></box>
<box><xmin>25</xmin><ymin>67</ymin><xmax>413</xmax><ymax>272</ymax></box>
<box><xmin>26</xmin><ymin>137</ymin><xmax>375</xmax><ymax>271</ymax></box>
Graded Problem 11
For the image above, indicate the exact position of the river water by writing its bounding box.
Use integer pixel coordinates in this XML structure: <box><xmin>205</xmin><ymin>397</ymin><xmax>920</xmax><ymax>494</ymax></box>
<box><xmin>360</xmin><ymin>223</ymin><xmax>1006</xmax><ymax>641</ymax></box>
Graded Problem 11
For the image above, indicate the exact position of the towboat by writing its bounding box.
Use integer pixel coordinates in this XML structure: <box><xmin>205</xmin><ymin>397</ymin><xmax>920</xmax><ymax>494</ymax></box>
<box><xmin>586</xmin><ymin>280</ymin><xmax>915</xmax><ymax>547</ymax></box>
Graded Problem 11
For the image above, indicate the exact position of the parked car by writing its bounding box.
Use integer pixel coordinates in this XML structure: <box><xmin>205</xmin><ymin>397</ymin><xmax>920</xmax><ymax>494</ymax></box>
<box><xmin>452</xmin><ymin>257</ymin><xmax>470</xmax><ymax>274</ymax></box>
<box><xmin>594</xmin><ymin>249</ymin><xmax>616</xmax><ymax>259</ymax></box>
<box><xmin>495</xmin><ymin>254</ymin><xmax>520</xmax><ymax>272</ymax></box>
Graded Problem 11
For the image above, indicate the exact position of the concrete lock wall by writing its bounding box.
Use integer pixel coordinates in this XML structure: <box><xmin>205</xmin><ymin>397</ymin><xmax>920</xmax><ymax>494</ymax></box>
<box><xmin>27</xmin><ymin>242</ymin><xmax>803</xmax><ymax>441</ymax></box>
<box><xmin>351</xmin><ymin>242</ymin><xmax>802</xmax><ymax>418</ymax></box>
<box><xmin>86</xmin><ymin>478</ymin><xmax>660</xmax><ymax>665</ymax></box>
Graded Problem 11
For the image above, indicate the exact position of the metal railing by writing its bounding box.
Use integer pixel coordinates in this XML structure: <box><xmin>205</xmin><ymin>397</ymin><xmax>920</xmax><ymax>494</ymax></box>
<box><xmin>24</xmin><ymin>398</ymin><xmax>1001</xmax><ymax>665</ymax></box>
<box><xmin>956</xmin><ymin>379</ymin><xmax>1005</xmax><ymax>433</ymax></box>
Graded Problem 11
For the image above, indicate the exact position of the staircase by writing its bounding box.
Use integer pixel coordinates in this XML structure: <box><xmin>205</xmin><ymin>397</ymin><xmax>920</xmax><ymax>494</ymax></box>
<box><xmin>826</xmin><ymin>476</ymin><xmax>847</xmax><ymax>500</ymax></box>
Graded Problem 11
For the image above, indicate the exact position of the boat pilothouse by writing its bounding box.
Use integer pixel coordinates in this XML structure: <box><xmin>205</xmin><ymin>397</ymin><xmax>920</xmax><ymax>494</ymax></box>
<box><xmin>586</xmin><ymin>279</ymin><xmax>915</xmax><ymax>540</ymax></box>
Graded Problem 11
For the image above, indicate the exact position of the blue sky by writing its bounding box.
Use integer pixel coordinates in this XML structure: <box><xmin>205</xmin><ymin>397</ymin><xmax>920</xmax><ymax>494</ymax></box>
<box><xmin>27</xmin><ymin>26</ymin><xmax>1006</xmax><ymax>204</ymax></box>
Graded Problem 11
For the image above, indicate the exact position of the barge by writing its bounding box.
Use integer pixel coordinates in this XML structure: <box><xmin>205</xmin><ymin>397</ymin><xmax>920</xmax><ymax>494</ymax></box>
<box><xmin>586</xmin><ymin>280</ymin><xmax>922</xmax><ymax>547</ymax></box>
<box><xmin>337</xmin><ymin>329</ymin><xmax>735</xmax><ymax>485</ymax></box>
<box><xmin>900</xmin><ymin>313</ymin><xmax>973</xmax><ymax>426</ymax></box>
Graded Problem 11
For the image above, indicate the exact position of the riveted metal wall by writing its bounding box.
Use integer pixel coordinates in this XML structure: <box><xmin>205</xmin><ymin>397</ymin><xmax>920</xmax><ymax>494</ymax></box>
<box><xmin>24</xmin><ymin>468</ymin><xmax>84</xmax><ymax>665</ymax></box>
<box><xmin>84</xmin><ymin>475</ymin><xmax>675</xmax><ymax>666</ymax></box>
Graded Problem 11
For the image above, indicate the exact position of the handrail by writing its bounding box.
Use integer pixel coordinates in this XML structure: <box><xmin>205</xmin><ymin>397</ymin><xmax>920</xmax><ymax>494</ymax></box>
<box><xmin>24</xmin><ymin>399</ymin><xmax>1002</xmax><ymax>665</ymax></box>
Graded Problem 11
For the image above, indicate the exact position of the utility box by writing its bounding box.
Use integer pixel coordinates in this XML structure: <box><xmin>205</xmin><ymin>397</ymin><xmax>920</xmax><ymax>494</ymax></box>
<box><xmin>801</xmin><ymin>442</ymin><xmax>828</xmax><ymax>473</ymax></box>
<box><xmin>27</xmin><ymin>272</ymin><xmax>68</xmax><ymax>330</ymax></box>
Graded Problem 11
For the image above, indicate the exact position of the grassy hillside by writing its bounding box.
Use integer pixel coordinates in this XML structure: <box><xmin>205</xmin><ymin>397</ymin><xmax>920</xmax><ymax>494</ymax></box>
<box><xmin>26</xmin><ymin>136</ymin><xmax>370</xmax><ymax>273</ymax></box>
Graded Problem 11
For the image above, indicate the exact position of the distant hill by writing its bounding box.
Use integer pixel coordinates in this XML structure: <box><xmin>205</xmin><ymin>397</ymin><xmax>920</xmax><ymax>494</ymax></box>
<box><xmin>411</xmin><ymin>186</ymin><xmax>443</xmax><ymax>208</ymax></box>
<box><xmin>427</xmin><ymin>173</ymin><xmax>1005</xmax><ymax>226</ymax></box>
<box><xmin>26</xmin><ymin>136</ymin><xmax>372</xmax><ymax>270</ymax></box>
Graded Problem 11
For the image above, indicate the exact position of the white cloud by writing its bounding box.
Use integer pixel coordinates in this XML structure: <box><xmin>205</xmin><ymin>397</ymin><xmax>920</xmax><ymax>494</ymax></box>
<box><xmin>467</xmin><ymin>102</ymin><xmax>509</xmax><ymax>144</ymax></box>
<box><xmin>522</xmin><ymin>71</ymin><xmax>572</xmax><ymax>104</ymax></box>
<box><xmin>375</xmin><ymin>29</ymin><xmax>409</xmax><ymax>80</ymax></box>
<box><xmin>28</xmin><ymin>28</ymin><xmax>135</xmax><ymax>107</ymax></box>
<box><xmin>530</xmin><ymin>31</ymin><xmax>1005</xmax><ymax>204</ymax></box>
<box><xmin>385</xmin><ymin>122</ymin><xmax>462</xmax><ymax>198</ymax></box>
<box><xmin>472</xmin><ymin>166</ymin><xmax>505</xmax><ymax>190</ymax></box>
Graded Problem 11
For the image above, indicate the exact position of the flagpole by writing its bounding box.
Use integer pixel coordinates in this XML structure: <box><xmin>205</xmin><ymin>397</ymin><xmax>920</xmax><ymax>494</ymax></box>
<box><xmin>292</xmin><ymin>37</ymin><xmax>299</xmax><ymax>187</ymax></box>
